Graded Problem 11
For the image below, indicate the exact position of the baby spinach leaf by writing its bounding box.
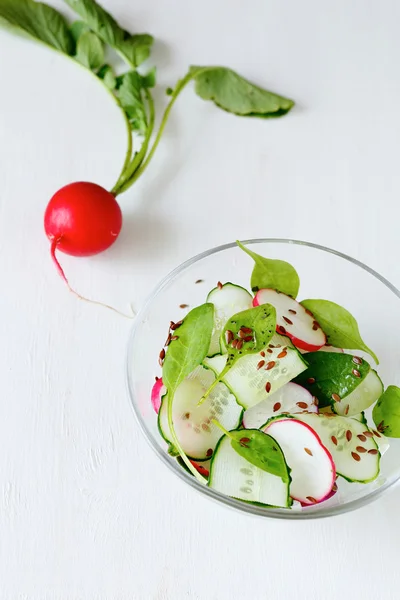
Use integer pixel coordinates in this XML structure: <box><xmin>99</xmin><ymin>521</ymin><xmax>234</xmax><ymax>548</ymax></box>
<box><xmin>300</xmin><ymin>299</ymin><xmax>379</xmax><ymax>364</ymax></box>
<box><xmin>373</xmin><ymin>386</ymin><xmax>400</xmax><ymax>438</ymax></box>
<box><xmin>294</xmin><ymin>352</ymin><xmax>370</xmax><ymax>408</ymax></box>
<box><xmin>237</xmin><ymin>240</ymin><xmax>300</xmax><ymax>297</ymax></box>
<box><xmin>191</xmin><ymin>66</ymin><xmax>294</xmax><ymax>117</ymax></box>
<box><xmin>223</xmin><ymin>303</ymin><xmax>276</xmax><ymax>367</ymax></box>
<box><xmin>199</xmin><ymin>304</ymin><xmax>276</xmax><ymax>405</ymax></box>
<box><xmin>76</xmin><ymin>30</ymin><xmax>104</xmax><ymax>69</ymax></box>
<box><xmin>217</xmin><ymin>427</ymin><xmax>290</xmax><ymax>481</ymax></box>
<box><xmin>65</xmin><ymin>0</ymin><xmax>153</xmax><ymax>67</ymax></box>
<box><xmin>0</xmin><ymin>0</ymin><xmax>74</xmax><ymax>54</ymax></box>
<box><xmin>162</xmin><ymin>303</ymin><xmax>214</xmax><ymax>484</ymax></box>
<box><xmin>163</xmin><ymin>303</ymin><xmax>214</xmax><ymax>396</ymax></box>
<box><xmin>97</xmin><ymin>63</ymin><xmax>116</xmax><ymax>89</ymax></box>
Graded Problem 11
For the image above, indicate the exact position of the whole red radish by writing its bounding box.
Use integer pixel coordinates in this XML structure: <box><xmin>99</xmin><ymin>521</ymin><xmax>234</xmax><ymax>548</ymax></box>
<box><xmin>44</xmin><ymin>182</ymin><xmax>122</xmax><ymax>257</ymax></box>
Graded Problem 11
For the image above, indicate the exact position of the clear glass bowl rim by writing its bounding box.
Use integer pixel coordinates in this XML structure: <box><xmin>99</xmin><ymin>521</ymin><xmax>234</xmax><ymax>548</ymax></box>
<box><xmin>126</xmin><ymin>238</ymin><xmax>400</xmax><ymax>520</ymax></box>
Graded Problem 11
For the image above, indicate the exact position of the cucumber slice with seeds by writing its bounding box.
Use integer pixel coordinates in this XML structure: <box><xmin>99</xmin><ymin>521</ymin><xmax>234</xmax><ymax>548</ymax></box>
<box><xmin>204</xmin><ymin>338</ymin><xmax>308</xmax><ymax>409</ymax></box>
<box><xmin>158</xmin><ymin>365</ymin><xmax>242</xmax><ymax>460</ymax></box>
<box><xmin>208</xmin><ymin>434</ymin><xmax>291</xmax><ymax>507</ymax></box>
<box><xmin>294</xmin><ymin>413</ymin><xmax>380</xmax><ymax>483</ymax></box>
<box><xmin>206</xmin><ymin>283</ymin><xmax>253</xmax><ymax>357</ymax></box>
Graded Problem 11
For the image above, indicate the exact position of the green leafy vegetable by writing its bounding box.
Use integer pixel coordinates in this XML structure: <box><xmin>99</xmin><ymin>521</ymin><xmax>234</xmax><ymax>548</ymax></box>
<box><xmin>213</xmin><ymin>423</ymin><xmax>290</xmax><ymax>481</ymax></box>
<box><xmin>118</xmin><ymin>71</ymin><xmax>149</xmax><ymax>132</ymax></box>
<box><xmin>97</xmin><ymin>63</ymin><xmax>116</xmax><ymax>89</ymax></box>
<box><xmin>294</xmin><ymin>352</ymin><xmax>370</xmax><ymax>408</ymax></box>
<box><xmin>199</xmin><ymin>304</ymin><xmax>276</xmax><ymax>404</ymax></box>
<box><xmin>70</xmin><ymin>19</ymin><xmax>89</xmax><ymax>42</ymax></box>
<box><xmin>300</xmin><ymin>299</ymin><xmax>379</xmax><ymax>364</ymax></box>
<box><xmin>162</xmin><ymin>303</ymin><xmax>214</xmax><ymax>483</ymax></box>
<box><xmin>64</xmin><ymin>0</ymin><xmax>153</xmax><ymax>67</ymax></box>
<box><xmin>76</xmin><ymin>30</ymin><xmax>103</xmax><ymax>69</ymax></box>
<box><xmin>192</xmin><ymin>67</ymin><xmax>294</xmax><ymax>117</ymax></box>
<box><xmin>372</xmin><ymin>386</ymin><xmax>400</xmax><ymax>438</ymax></box>
<box><xmin>236</xmin><ymin>240</ymin><xmax>300</xmax><ymax>297</ymax></box>
<box><xmin>0</xmin><ymin>0</ymin><xmax>74</xmax><ymax>53</ymax></box>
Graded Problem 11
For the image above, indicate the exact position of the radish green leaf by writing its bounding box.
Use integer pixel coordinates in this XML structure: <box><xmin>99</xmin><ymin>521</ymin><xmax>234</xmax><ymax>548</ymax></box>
<box><xmin>0</xmin><ymin>0</ymin><xmax>74</xmax><ymax>53</ymax></box>
<box><xmin>192</xmin><ymin>67</ymin><xmax>294</xmax><ymax>118</ymax></box>
<box><xmin>300</xmin><ymin>299</ymin><xmax>379</xmax><ymax>364</ymax></box>
<box><xmin>236</xmin><ymin>240</ymin><xmax>300</xmax><ymax>297</ymax></box>
<box><xmin>76</xmin><ymin>30</ymin><xmax>104</xmax><ymax>69</ymax></box>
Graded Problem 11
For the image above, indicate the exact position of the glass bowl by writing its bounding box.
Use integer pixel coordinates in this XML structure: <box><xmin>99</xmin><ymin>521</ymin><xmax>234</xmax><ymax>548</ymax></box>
<box><xmin>126</xmin><ymin>239</ymin><xmax>400</xmax><ymax>519</ymax></box>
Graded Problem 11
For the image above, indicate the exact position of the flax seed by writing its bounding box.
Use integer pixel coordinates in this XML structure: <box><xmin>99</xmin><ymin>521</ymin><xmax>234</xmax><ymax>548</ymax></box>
<box><xmin>277</xmin><ymin>326</ymin><xmax>287</xmax><ymax>335</ymax></box>
<box><xmin>260</xmin><ymin>351</ymin><xmax>266</xmax><ymax>357</ymax></box>
<box><xmin>266</xmin><ymin>361</ymin><xmax>276</xmax><ymax>370</ymax></box>
<box><xmin>304</xmin><ymin>448</ymin><xmax>313</xmax><ymax>456</ymax></box>
<box><xmin>265</xmin><ymin>382</ymin><xmax>272</xmax><ymax>393</ymax></box>
<box><xmin>351</xmin><ymin>452</ymin><xmax>361</xmax><ymax>462</ymax></box>
<box><xmin>273</xmin><ymin>402</ymin><xmax>281</xmax><ymax>412</ymax></box>
<box><xmin>331</xmin><ymin>436</ymin><xmax>338</xmax><ymax>445</ymax></box>
<box><xmin>352</xmin><ymin>356</ymin><xmax>363</xmax><ymax>365</ymax></box>
<box><xmin>171</xmin><ymin>320</ymin><xmax>183</xmax><ymax>330</ymax></box>
<box><xmin>306</xmin><ymin>496</ymin><xmax>317</xmax><ymax>503</ymax></box>
<box><xmin>244</xmin><ymin>335</ymin><xmax>253</xmax><ymax>342</ymax></box>
<box><xmin>368</xmin><ymin>449</ymin><xmax>378</xmax><ymax>455</ymax></box>
<box><xmin>363</xmin><ymin>431</ymin><xmax>374</xmax><ymax>438</ymax></box>
<box><xmin>305</xmin><ymin>309</ymin><xmax>314</xmax><ymax>317</ymax></box>
<box><xmin>331</xmin><ymin>393</ymin><xmax>341</xmax><ymax>402</ymax></box>
<box><xmin>352</xmin><ymin>369</ymin><xmax>361</xmax><ymax>378</ymax></box>
<box><xmin>257</xmin><ymin>360</ymin><xmax>265</xmax><ymax>370</ymax></box>
<box><xmin>297</xmin><ymin>402</ymin><xmax>308</xmax><ymax>409</ymax></box>
<box><xmin>159</xmin><ymin>349</ymin><xmax>166</xmax><ymax>360</ymax></box>
<box><xmin>225</xmin><ymin>330</ymin><xmax>234</xmax><ymax>345</ymax></box>
<box><xmin>171</xmin><ymin>335</ymin><xmax>179</xmax><ymax>341</ymax></box>
<box><xmin>283</xmin><ymin>316</ymin><xmax>293</xmax><ymax>325</ymax></box>
<box><xmin>179</xmin><ymin>304</ymin><xmax>189</xmax><ymax>309</ymax></box>
<box><xmin>345</xmin><ymin>405</ymin><xmax>350</xmax><ymax>415</ymax></box>
<box><xmin>356</xmin><ymin>446</ymin><xmax>367</xmax><ymax>453</ymax></box>
<box><xmin>277</xmin><ymin>349</ymin><xmax>288</xmax><ymax>359</ymax></box>
<box><xmin>308</xmin><ymin>377</ymin><xmax>316</xmax><ymax>384</ymax></box>
<box><xmin>357</xmin><ymin>434</ymin><xmax>367</xmax><ymax>442</ymax></box>
<box><xmin>236</xmin><ymin>340</ymin><xmax>243</xmax><ymax>350</ymax></box>
<box><xmin>289</xmin><ymin>309</ymin><xmax>297</xmax><ymax>315</ymax></box>
<box><xmin>346</xmin><ymin>430</ymin><xmax>352</xmax><ymax>442</ymax></box>
<box><xmin>217</xmin><ymin>281</ymin><xmax>223</xmax><ymax>290</ymax></box>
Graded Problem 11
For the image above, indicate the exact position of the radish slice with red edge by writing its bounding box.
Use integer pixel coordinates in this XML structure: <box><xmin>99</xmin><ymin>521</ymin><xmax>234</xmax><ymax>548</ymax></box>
<box><xmin>264</xmin><ymin>418</ymin><xmax>336</xmax><ymax>505</ymax></box>
<box><xmin>151</xmin><ymin>377</ymin><xmax>166</xmax><ymax>414</ymax></box>
<box><xmin>253</xmin><ymin>289</ymin><xmax>326</xmax><ymax>351</ymax></box>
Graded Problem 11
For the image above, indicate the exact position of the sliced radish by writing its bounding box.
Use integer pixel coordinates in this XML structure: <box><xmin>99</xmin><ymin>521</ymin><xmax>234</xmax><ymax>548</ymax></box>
<box><xmin>151</xmin><ymin>377</ymin><xmax>166</xmax><ymax>414</ymax></box>
<box><xmin>318</xmin><ymin>345</ymin><xmax>344</xmax><ymax>354</ymax></box>
<box><xmin>264</xmin><ymin>418</ymin><xmax>336</xmax><ymax>504</ymax></box>
<box><xmin>243</xmin><ymin>382</ymin><xmax>317</xmax><ymax>429</ymax></box>
<box><xmin>253</xmin><ymin>289</ymin><xmax>326</xmax><ymax>351</ymax></box>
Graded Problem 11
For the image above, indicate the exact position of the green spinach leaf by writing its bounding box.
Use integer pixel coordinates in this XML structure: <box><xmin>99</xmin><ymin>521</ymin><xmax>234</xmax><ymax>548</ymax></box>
<box><xmin>237</xmin><ymin>240</ymin><xmax>300</xmax><ymax>297</ymax></box>
<box><xmin>191</xmin><ymin>66</ymin><xmax>294</xmax><ymax>117</ymax></box>
<box><xmin>223</xmin><ymin>303</ymin><xmax>276</xmax><ymax>367</ymax></box>
<box><xmin>294</xmin><ymin>351</ymin><xmax>370</xmax><ymax>408</ymax></box>
<box><xmin>64</xmin><ymin>0</ymin><xmax>153</xmax><ymax>67</ymax></box>
<box><xmin>229</xmin><ymin>429</ymin><xmax>290</xmax><ymax>481</ymax></box>
<box><xmin>162</xmin><ymin>302</ymin><xmax>214</xmax><ymax>483</ymax></box>
<box><xmin>0</xmin><ymin>0</ymin><xmax>74</xmax><ymax>53</ymax></box>
<box><xmin>76</xmin><ymin>29</ymin><xmax>103</xmax><ymax>69</ymax></box>
<box><xmin>162</xmin><ymin>302</ymin><xmax>214</xmax><ymax>395</ymax></box>
<box><xmin>300</xmin><ymin>299</ymin><xmax>379</xmax><ymax>364</ymax></box>
<box><xmin>373</xmin><ymin>386</ymin><xmax>400</xmax><ymax>438</ymax></box>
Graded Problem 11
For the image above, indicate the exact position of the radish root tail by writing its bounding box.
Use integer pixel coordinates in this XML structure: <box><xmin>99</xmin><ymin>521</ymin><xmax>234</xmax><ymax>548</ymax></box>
<box><xmin>50</xmin><ymin>239</ymin><xmax>135</xmax><ymax>319</ymax></box>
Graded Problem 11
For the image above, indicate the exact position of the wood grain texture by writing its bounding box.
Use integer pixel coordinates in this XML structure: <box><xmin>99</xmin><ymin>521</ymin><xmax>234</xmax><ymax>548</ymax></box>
<box><xmin>0</xmin><ymin>0</ymin><xmax>400</xmax><ymax>598</ymax></box>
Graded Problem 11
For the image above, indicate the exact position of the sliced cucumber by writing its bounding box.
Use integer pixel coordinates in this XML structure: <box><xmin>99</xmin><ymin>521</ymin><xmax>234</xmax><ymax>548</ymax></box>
<box><xmin>204</xmin><ymin>338</ymin><xmax>308</xmax><ymax>409</ymax></box>
<box><xmin>158</xmin><ymin>365</ymin><xmax>242</xmax><ymax>460</ymax></box>
<box><xmin>333</xmin><ymin>370</ymin><xmax>384</xmax><ymax>416</ymax></box>
<box><xmin>243</xmin><ymin>382</ymin><xmax>317</xmax><ymax>429</ymax></box>
<box><xmin>206</xmin><ymin>283</ymin><xmax>253</xmax><ymax>357</ymax></box>
<box><xmin>208</xmin><ymin>435</ymin><xmax>291</xmax><ymax>507</ymax></box>
<box><xmin>294</xmin><ymin>413</ymin><xmax>380</xmax><ymax>483</ymax></box>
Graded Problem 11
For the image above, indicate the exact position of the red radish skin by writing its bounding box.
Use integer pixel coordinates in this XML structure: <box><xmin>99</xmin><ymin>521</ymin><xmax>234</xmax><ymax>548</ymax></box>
<box><xmin>151</xmin><ymin>377</ymin><xmax>166</xmax><ymax>414</ymax></box>
<box><xmin>253</xmin><ymin>289</ymin><xmax>326</xmax><ymax>352</ymax></box>
<box><xmin>44</xmin><ymin>182</ymin><xmax>122</xmax><ymax>257</ymax></box>
<box><xmin>264</xmin><ymin>418</ymin><xmax>336</xmax><ymax>505</ymax></box>
<box><xmin>190</xmin><ymin>461</ymin><xmax>210</xmax><ymax>477</ymax></box>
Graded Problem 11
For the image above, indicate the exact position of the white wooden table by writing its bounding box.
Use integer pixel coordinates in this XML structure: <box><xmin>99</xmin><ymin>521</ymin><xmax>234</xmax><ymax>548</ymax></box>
<box><xmin>1</xmin><ymin>1</ymin><xmax>400</xmax><ymax>598</ymax></box>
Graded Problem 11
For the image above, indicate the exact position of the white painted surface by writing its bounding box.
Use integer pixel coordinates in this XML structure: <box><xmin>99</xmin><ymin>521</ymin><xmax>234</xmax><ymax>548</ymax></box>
<box><xmin>0</xmin><ymin>0</ymin><xmax>399</xmax><ymax>598</ymax></box>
